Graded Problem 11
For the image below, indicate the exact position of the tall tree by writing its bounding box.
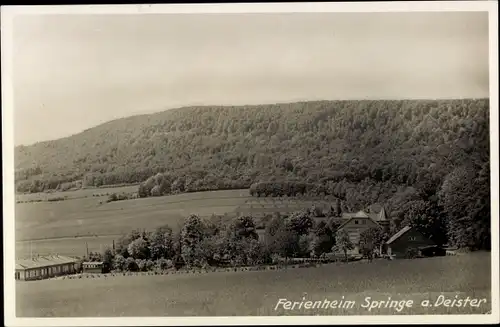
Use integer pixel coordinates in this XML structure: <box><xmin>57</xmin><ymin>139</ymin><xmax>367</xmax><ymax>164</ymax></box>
<box><xmin>287</xmin><ymin>210</ymin><xmax>314</xmax><ymax>236</ymax></box>
<box><xmin>127</xmin><ymin>237</ymin><xmax>150</xmax><ymax>260</ymax></box>
<box><xmin>311</xmin><ymin>220</ymin><xmax>336</xmax><ymax>257</ymax></box>
<box><xmin>228</xmin><ymin>216</ymin><xmax>259</xmax><ymax>241</ymax></box>
<box><xmin>359</xmin><ymin>227</ymin><xmax>386</xmax><ymax>261</ymax></box>
<box><xmin>180</xmin><ymin>214</ymin><xmax>206</xmax><ymax>266</ymax></box>
<box><xmin>333</xmin><ymin>229</ymin><xmax>354</xmax><ymax>262</ymax></box>
<box><xmin>401</xmin><ymin>200</ymin><xmax>447</xmax><ymax>246</ymax></box>
<box><xmin>438</xmin><ymin>164</ymin><xmax>490</xmax><ymax>250</ymax></box>
<box><xmin>150</xmin><ymin>226</ymin><xmax>174</xmax><ymax>259</ymax></box>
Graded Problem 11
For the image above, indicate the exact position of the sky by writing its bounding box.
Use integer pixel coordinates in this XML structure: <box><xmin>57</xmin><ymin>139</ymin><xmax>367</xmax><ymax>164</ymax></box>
<box><xmin>10</xmin><ymin>11</ymin><xmax>490</xmax><ymax>146</ymax></box>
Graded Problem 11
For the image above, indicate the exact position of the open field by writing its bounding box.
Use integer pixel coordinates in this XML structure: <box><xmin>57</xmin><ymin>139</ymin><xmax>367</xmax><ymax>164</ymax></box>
<box><xmin>16</xmin><ymin>252</ymin><xmax>491</xmax><ymax>317</ymax></box>
<box><xmin>15</xmin><ymin>188</ymin><xmax>334</xmax><ymax>258</ymax></box>
<box><xmin>15</xmin><ymin>189</ymin><xmax>251</xmax><ymax>257</ymax></box>
<box><xmin>235</xmin><ymin>197</ymin><xmax>334</xmax><ymax>218</ymax></box>
<box><xmin>15</xmin><ymin>185</ymin><xmax>139</xmax><ymax>202</ymax></box>
<box><xmin>16</xmin><ymin>235</ymin><xmax>120</xmax><ymax>259</ymax></box>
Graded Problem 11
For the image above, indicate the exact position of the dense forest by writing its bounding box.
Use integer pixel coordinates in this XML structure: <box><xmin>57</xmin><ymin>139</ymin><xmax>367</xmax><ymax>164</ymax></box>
<box><xmin>15</xmin><ymin>99</ymin><xmax>491</xmax><ymax>249</ymax></box>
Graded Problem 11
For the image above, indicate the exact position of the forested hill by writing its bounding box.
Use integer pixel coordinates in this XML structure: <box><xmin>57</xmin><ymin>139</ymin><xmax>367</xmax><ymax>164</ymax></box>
<box><xmin>16</xmin><ymin>99</ymin><xmax>489</xmax><ymax>194</ymax></box>
<box><xmin>15</xmin><ymin>98</ymin><xmax>492</xmax><ymax>250</ymax></box>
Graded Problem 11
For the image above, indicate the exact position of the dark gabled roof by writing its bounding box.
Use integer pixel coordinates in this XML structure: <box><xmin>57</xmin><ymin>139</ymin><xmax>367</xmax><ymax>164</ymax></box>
<box><xmin>336</xmin><ymin>206</ymin><xmax>388</xmax><ymax>231</ymax></box>
<box><xmin>386</xmin><ymin>226</ymin><xmax>412</xmax><ymax>245</ymax></box>
<box><xmin>337</xmin><ymin>215</ymin><xmax>382</xmax><ymax>231</ymax></box>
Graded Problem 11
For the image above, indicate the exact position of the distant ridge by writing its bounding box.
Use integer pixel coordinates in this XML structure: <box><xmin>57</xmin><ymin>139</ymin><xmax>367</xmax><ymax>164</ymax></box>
<box><xmin>14</xmin><ymin>98</ymin><xmax>489</xmax><ymax>196</ymax></box>
<box><xmin>15</xmin><ymin>97</ymin><xmax>486</xmax><ymax>148</ymax></box>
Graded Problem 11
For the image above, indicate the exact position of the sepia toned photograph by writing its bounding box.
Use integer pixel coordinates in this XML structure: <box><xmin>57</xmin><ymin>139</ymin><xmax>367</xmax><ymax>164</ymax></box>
<box><xmin>2</xmin><ymin>2</ymin><xmax>499</xmax><ymax>326</ymax></box>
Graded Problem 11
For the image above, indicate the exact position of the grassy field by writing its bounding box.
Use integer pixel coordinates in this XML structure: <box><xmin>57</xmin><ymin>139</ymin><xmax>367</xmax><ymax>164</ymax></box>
<box><xmin>15</xmin><ymin>189</ymin><xmax>251</xmax><ymax>257</ymax></box>
<box><xmin>16</xmin><ymin>235</ymin><xmax>120</xmax><ymax>259</ymax></box>
<box><xmin>235</xmin><ymin>197</ymin><xmax>334</xmax><ymax>218</ymax></box>
<box><xmin>15</xmin><ymin>185</ymin><xmax>139</xmax><ymax>202</ymax></box>
<box><xmin>15</xmin><ymin>187</ymin><xmax>334</xmax><ymax>258</ymax></box>
<box><xmin>16</xmin><ymin>252</ymin><xmax>491</xmax><ymax>317</ymax></box>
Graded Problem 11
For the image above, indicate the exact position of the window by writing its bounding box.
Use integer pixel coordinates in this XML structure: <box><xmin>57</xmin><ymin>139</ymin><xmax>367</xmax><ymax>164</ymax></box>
<box><xmin>409</xmin><ymin>236</ymin><xmax>416</xmax><ymax>241</ymax></box>
<box><xmin>362</xmin><ymin>220</ymin><xmax>367</xmax><ymax>225</ymax></box>
<box><xmin>354</xmin><ymin>220</ymin><xmax>359</xmax><ymax>224</ymax></box>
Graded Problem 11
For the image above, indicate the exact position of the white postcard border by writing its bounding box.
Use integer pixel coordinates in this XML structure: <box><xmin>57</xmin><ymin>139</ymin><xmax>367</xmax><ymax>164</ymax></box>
<box><xmin>2</xmin><ymin>1</ymin><xmax>499</xmax><ymax>326</ymax></box>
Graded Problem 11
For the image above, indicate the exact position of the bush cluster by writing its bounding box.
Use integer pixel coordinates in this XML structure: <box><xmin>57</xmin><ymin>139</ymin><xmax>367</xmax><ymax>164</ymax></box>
<box><xmin>93</xmin><ymin>205</ymin><xmax>391</xmax><ymax>274</ymax></box>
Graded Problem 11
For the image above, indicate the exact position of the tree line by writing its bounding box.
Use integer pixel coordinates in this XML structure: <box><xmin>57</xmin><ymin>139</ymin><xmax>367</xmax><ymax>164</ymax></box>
<box><xmin>84</xmin><ymin>210</ymin><xmax>391</xmax><ymax>273</ymax></box>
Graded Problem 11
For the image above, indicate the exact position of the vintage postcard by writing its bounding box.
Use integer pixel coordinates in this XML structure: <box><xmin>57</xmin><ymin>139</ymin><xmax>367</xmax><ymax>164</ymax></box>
<box><xmin>2</xmin><ymin>1</ymin><xmax>499</xmax><ymax>326</ymax></box>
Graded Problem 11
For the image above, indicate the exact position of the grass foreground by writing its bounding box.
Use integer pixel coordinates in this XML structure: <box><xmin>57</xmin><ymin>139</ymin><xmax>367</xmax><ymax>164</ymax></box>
<box><xmin>16</xmin><ymin>252</ymin><xmax>491</xmax><ymax>317</ymax></box>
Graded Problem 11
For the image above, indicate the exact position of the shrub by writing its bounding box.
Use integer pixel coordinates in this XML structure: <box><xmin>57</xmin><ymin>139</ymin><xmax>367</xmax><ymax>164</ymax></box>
<box><xmin>112</xmin><ymin>254</ymin><xmax>126</xmax><ymax>271</ymax></box>
<box><xmin>156</xmin><ymin>258</ymin><xmax>174</xmax><ymax>270</ymax></box>
<box><xmin>125</xmin><ymin>257</ymin><xmax>139</xmax><ymax>271</ymax></box>
<box><xmin>47</xmin><ymin>196</ymin><xmax>66</xmax><ymax>202</ymax></box>
<box><xmin>405</xmin><ymin>247</ymin><xmax>420</xmax><ymax>259</ymax></box>
<box><xmin>107</xmin><ymin>193</ymin><xmax>118</xmax><ymax>203</ymax></box>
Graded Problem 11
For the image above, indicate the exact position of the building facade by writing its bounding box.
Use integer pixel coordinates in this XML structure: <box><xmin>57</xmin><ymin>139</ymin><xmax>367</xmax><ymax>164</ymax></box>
<box><xmin>82</xmin><ymin>261</ymin><xmax>105</xmax><ymax>273</ymax></box>
<box><xmin>15</xmin><ymin>255</ymin><xmax>80</xmax><ymax>281</ymax></box>
<box><xmin>385</xmin><ymin>226</ymin><xmax>436</xmax><ymax>259</ymax></box>
<box><xmin>335</xmin><ymin>210</ymin><xmax>386</xmax><ymax>255</ymax></box>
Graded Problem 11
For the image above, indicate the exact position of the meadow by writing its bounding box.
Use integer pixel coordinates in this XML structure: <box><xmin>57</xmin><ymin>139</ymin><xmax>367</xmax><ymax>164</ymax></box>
<box><xmin>15</xmin><ymin>185</ymin><xmax>139</xmax><ymax>202</ymax></box>
<box><xmin>16</xmin><ymin>252</ymin><xmax>491</xmax><ymax>317</ymax></box>
<box><xmin>15</xmin><ymin>188</ymin><xmax>249</xmax><ymax>257</ymax></box>
<box><xmin>15</xmin><ymin>188</ymin><xmax>330</xmax><ymax>258</ymax></box>
<box><xmin>235</xmin><ymin>197</ymin><xmax>334</xmax><ymax>218</ymax></box>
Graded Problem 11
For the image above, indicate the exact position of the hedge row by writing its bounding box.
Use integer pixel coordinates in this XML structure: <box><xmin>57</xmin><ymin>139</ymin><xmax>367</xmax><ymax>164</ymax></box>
<box><xmin>60</xmin><ymin>263</ymin><xmax>328</xmax><ymax>280</ymax></box>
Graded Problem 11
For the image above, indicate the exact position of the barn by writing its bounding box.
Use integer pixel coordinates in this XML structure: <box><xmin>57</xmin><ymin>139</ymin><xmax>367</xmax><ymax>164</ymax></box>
<box><xmin>15</xmin><ymin>255</ymin><xmax>80</xmax><ymax>281</ymax></box>
<box><xmin>385</xmin><ymin>226</ymin><xmax>437</xmax><ymax>259</ymax></box>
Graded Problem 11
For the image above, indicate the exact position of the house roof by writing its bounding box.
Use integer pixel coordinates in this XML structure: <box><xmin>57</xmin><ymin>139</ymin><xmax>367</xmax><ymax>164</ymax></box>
<box><xmin>386</xmin><ymin>226</ymin><xmax>412</xmax><ymax>245</ymax></box>
<box><xmin>342</xmin><ymin>210</ymin><xmax>369</xmax><ymax>219</ymax></box>
<box><xmin>16</xmin><ymin>255</ymin><xmax>78</xmax><ymax>270</ymax></box>
<box><xmin>368</xmin><ymin>208</ymin><xmax>387</xmax><ymax>221</ymax></box>
<box><xmin>375</xmin><ymin>207</ymin><xmax>387</xmax><ymax>221</ymax></box>
<box><xmin>337</xmin><ymin>215</ymin><xmax>383</xmax><ymax>231</ymax></box>
<box><xmin>342</xmin><ymin>208</ymin><xmax>388</xmax><ymax>221</ymax></box>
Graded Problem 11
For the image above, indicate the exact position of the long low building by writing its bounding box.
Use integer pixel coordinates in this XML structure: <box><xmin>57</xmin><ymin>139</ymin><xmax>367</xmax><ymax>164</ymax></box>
<box><xmin>15</xmin><ymin>255</ymin><xmax>81</xmax><ymax>281</ymax></box>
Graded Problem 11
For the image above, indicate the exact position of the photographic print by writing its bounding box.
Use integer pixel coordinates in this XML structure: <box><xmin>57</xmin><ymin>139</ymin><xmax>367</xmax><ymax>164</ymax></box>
<box><xmin>2</xmin><ymin>2</ymin><xmax>499</xmax><ymax>326</ymax></box>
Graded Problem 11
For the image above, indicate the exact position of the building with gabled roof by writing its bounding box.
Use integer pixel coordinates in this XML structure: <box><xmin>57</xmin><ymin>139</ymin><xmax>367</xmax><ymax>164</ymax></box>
<box><xmin>334</xmin><ymin>208</ymin><xmax>388</xmax><ymax>255</ymax></box>
<box><xmin>385</xmin><ymin>226</ymin><xmax>436</xmax><ymax>259</ymax></box>
<box><xmin>15</xmin><ymin>255</ymin><xmax>81</xmax><ymax>281</ymax></box>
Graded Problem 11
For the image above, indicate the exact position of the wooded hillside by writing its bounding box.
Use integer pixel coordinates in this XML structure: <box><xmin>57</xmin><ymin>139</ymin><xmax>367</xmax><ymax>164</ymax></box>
<box><xmin>15</xmin><ymin>99</ymin><xmax>491</xmax><ymax>249</ymax></box>
<box><xmin>15</xmin><ymin>99</ymin><xmax>488</xmax><ymax>190</ymax></box>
